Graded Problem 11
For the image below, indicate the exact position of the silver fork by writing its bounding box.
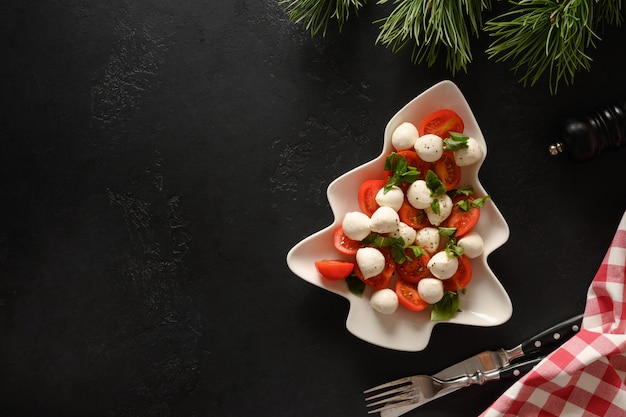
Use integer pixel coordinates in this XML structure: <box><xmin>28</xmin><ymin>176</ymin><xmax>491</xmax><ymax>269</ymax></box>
<box><xmin>364</xmin><ymin>356</ymin><xmax>543</xmax><ymax>414</ymax></box>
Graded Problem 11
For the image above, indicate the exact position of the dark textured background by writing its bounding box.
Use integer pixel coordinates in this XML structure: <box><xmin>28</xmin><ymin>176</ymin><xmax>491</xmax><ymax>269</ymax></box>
<box><xmin>2</xmin><ymin>1</ymin><xmax>626</xmax><ymax>416</ymax></box>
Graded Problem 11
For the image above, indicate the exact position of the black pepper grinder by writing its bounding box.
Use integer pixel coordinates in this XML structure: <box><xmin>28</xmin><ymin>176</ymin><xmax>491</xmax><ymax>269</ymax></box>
<box><xmin>549</xmin><ymin>101</ymin><xmax>626</xmax><ymax>161</ymax></box>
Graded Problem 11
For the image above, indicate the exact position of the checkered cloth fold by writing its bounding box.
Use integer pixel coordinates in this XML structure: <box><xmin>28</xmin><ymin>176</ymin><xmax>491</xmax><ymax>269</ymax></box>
<box><xmin>480</xmin><ymin>210</ymin><xmax>626</xmax><ymax>417</ymax></box>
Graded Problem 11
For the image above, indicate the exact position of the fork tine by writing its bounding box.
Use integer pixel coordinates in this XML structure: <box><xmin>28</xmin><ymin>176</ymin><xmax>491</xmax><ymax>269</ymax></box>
<box><xmin>366</xmin><ymin>397</ymin><xmax>419</xmax><ymax>414</ymax></box>
<box><xmin>366</xmin><ymin>391</ymin><xmax>414</xmax><ymax>408</ymax></box>
<box><xmin>364</xmin><ymin>383</ymin><xmax>412</xmax><ymax>401</ymax></box>
<box><xmin>363</xmin><ymin>376</ymin><xmax>412</xmax><ymax>394</ymax></box>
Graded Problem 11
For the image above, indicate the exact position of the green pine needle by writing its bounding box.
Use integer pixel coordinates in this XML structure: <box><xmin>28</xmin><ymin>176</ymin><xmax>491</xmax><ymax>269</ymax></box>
<box><xmin>483</xmin><ymin>0</ymin><xmax>624</xmax><ymax>94</ymax></box>
<box><xmin>279</xmin><ymin>0</ymin><xmax>366</xmax><ymax>36</ymax></box>
<box><xmin>279</xmin><ymin>0</ymin><xmax>626</xmax><ymax>93</ymax></box>
<box><xmin>375</xmin><ymin>0</ymin><xmax>491</xmax><ymax>75</ymax></box>
<box><xmin>596</xmin><ymin>0</ymin><xmax>624</xmax><ymax>26</ymax></box>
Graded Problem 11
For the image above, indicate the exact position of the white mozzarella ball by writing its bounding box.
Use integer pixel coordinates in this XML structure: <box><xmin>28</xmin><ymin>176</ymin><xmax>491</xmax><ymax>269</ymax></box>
<box><xmin>427</xmin><ymin>251</ymin><xmax>459</xmax><ymax>280</ymax></box>
<box><xmin>406</xmin><ymin>180</ymin><xmax>433</xmax><ymax>209</ymax></box>
<box><xmin>425</xmin><ymin>193</ymin><xmax>453</xmax><ymax>226</ymax></box>
<box><xmin>375</xmin><ymin>186</ymin><xmax>404</xmax><ymax>212</ymax></box>
<box><xmin>391</xmin><ymin>122</ymin><xmax>419</xmax><ymax>151</ymax></box>
<box><xmin>342</xmin><ymin>211</ymin><xmax>371</xmax><ymax>241</ymax></box>
<box><xmin>390</xmin><ymin>222</ymin><xmax>417</xmax><ymax>247</ymax></box>
<box><xmin>454</xmin><ymin>137</ymin><xmax>484</xmax><ymax>167</ymax></box>
<box><xmin>458</xmin><ymin>231</ymin><xmax>484</xmax><ymax>258</ymax></box>
<box><xmin>356</xmin><ymin>247</ymin><xmax>386</xmax><ymax>279</ymax></box>
<box><xmin>414</xmin><ymin>134</ymin><xmax>443</xmax><ymax>162</ymax></box>
<box><xmin>417</xmin><ymin>278</ymin><xmax>444</xmax><ymax>304</ymax></box>
<box><xmin>415</xmin><ymin>227</ymin><xmax>440</xmax><ymax>254</ymax></box>
<box><xmin>370</xmin><ymin>206</ymin><xmax>400</xmax><ymax>234</ymax></box>
<box><xmin>370</xmin><ymin>288</ymin><xmax>399</xmax><ymax>314</ymax></box>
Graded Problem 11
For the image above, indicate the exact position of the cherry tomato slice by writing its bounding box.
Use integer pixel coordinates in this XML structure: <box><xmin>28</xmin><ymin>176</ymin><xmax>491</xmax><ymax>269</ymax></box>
<box><xmin>418</xmin><ymin>109</ymin><xmax>464</xmax><ymax>139</ymax></box>
<box><xmin>353</xmin><ymin>249</ymin><xmax>395</xmax><ymax>290</ymax></box>
<box><xmin>445</xmin><ymin>196</ymin><xmax>480</xmax><ymax>237</ymax></box>
<box><xmin>395</xmin><ymin>280</ymin><xmax>428</xmax><ymax>312</ymax></box>
<box><xmin>333</xmin><ymin>226</ymin><xmax>360</xmax><ymax>256</ymax></box>
<box><xmin>443</xmin><ymin>255</ymin><xmax>472</xmax><ymax>291</ymax></box>
<box><xmin>432</xmin><ymin>151</ymin><xmax>461</xmax><ymax>191</ymax></box>
<box><xmin>396</xmin><ymin>249</ymin><xmax>431</xmax><ymax>284</ymax></box>
<box><xmin>314</xmin><ymin>260</ymin><xmax>355</xmax><ymax>280</ymax></box>
<box><xmin>398</xmin><ymin>200</ymin><xmax>430</xmax><ymax>230</ymax></box>
<box><xmin>358</xmin><ymin>179</ymin><xmax>386</xmax><ymax>216</ymax></box>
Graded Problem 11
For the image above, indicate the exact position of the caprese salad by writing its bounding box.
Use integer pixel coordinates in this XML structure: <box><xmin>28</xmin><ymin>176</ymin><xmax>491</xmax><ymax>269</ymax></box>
<box><xmin>314</xmin><ymin>109</ymin><xmax>490</xmax><ymax>321</ymax></box>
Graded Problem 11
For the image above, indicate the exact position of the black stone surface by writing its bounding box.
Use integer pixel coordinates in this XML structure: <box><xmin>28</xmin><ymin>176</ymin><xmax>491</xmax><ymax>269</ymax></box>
<box><xmin>2</xmin><ymin>2</ymin><xmax>626</xmax><ymax>417</ymax></box>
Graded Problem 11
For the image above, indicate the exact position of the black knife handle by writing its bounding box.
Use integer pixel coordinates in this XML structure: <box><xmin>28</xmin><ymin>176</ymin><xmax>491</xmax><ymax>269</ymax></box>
<box><xmin>520</xmin><ymin>313</ymin><xmax>584</xmax><ymax>357</ymax></box>
<box><xmin>498</xmin><ymin>356</ymin><xmax>543</xmax><ymax>380</ymax></box>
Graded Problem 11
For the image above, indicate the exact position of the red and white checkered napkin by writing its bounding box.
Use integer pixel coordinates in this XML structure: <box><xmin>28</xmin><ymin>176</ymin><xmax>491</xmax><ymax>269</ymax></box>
<box><xmin>480</xmin><ymin>210</ymin><xmax>626</xmax><ymax>417</ymax></box>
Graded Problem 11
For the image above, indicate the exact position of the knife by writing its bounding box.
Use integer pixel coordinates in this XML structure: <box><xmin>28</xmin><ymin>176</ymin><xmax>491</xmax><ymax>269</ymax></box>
<box><xmin>380</xmin><ymin>313</ymin><xmax>584</xmax><ymax>417</ymax></box>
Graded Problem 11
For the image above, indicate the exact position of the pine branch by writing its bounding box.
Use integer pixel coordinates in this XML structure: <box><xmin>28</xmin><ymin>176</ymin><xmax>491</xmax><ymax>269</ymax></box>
<box><xmin>375</xmin><ymin>0</ymin><xmax>491</xmax><ymax>75</ymax></box>
<box><xmin>279</xmin><ymin>0</ymin><xmax>366</xmax><ymax>36</ymax></box>
<box><xmin>279</xmin><ymin>0</ymin><xmax>626</xmax><ymax>93</ymax></box>
<box><xmin>484</xmin><ymin>0</ymin><xmax>624</xmax><ymax>94</ymax></box>
<box><xmin>595</xmin><ymin>0</ymin><xmax>624</xmax><ymax>26</ymax></box>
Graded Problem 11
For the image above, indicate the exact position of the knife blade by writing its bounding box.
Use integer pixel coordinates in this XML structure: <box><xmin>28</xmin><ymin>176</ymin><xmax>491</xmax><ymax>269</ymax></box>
<box><xmin>380</xmin><ymin>313</ymin><xmax>584</xmax><ymax>417</ymax></box>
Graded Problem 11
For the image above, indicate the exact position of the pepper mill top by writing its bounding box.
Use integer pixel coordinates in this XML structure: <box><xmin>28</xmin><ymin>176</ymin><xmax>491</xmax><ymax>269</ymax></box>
<box><xmin>549</xmin><ymin>102</ymin><xmax>626</xmax><ymax>161</ymax></box>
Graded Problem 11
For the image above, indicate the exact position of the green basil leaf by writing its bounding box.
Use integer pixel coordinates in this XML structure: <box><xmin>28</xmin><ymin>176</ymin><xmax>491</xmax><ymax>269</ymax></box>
<box><xmin>361</xmin><ymin>233</ymin><xmax>407</xmax><ymax>262</ymax></box>
<box><xmin>443</xmin><ymin>132</ymin><xmax>469</xmax><ymax>151</ymax></box>
<box><xmin>360</xmin><ymin>234</ymin><xmax>374</xmax><ymax>244</ymax></box>
<box><xmin>408</xmin><ymin>245</ymin><xmax>427</xmax><ymax>258</ymax></box>
<box><xmin>455</xmin><ymin>195</ymin><xmax>491</xmax><ymax>212</ymax></box>
<box><xmin>383</xmin><ymin>153</ymin><xmax>396</xmax><ymax>170</ymax></box>
<box><xmin>471</xmin><ymin>196</ymin><xmax>490</xmax><ymax>208</ymax></box>
<box><xmin>456</xmin><ymin>199</ymin><xmax>473</xmax><ymax>212</ymax></box>
<box><xmin>396</xmin><ymin>156</ymin><xmax>408</xmax><ymax>173</ymax></box>
<box><xmin>445</xmin><ymin>241</ymin><xmax>464</xmax><ymax>257</ymax></box>
<box><xmin>425</xmin><ymin>170</ymin><xmax>446</xmax><ymax>196</ymax></box>
<box><xmin>438</xmin><ymin>227</ymin><xmax>457</xmax><ymax>238</ymax></box>
<box><xmin>361</xmin><ymin>233</ymin><xmax>383</xmax><ymax>246</ymax></box>
<box><xmin>345</xmin><ymin>274</ymin><xmax>365</xmax><ymax>296</ymax></box>
<box><xmin>400</xmin><ymin>169</ymin><xmax>420</xmax><ymax>183</ymax></box>
<box><xmin>385</xmin><ymin>153</ymin><xmax>419</xmax><ymax>191</ymax></box>
<box><xmin>431</xmin><ymin>291</ymin><xmax>461</xmax><ymax>321</ymax></box>
<box><xmin>450</xmin><ymin>186</ymin><xmax>474</xmax><ymax>197</ymax></box>
<box><xmin>391</xmin><ymin>246</ymin><xmax>406</xmax><ymax>264</ymax></box>
<box><xmin>430</xmin><ymin>198</ymin><xmax>440</xmax><ymax>215</ymax></box>
<box><xmin>361</xmin><ymin>233</ymin><xmax>404</xmax><ymax>248</ymax></box>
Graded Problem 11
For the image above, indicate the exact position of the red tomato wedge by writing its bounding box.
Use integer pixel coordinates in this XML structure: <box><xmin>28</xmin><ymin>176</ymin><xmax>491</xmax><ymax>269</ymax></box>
<box><xmin>443</xmin><ymin>255</ymin><xmax>472</xmax><ymax>291</ymax></box>
<box><xmin>353</xmin><ymin>249</ymin><xmax>395</xmax><ymax>290</ymax></box>
<box><xmin>418</xmin><ymin>109</ymin><xmax>464</xmax><ymax>139</ymax></box>
<box><xmin>396</xmin><ymin>249</ymin><xmax>431</xmax><ymax>284</ymax></box>
<box><xmin>445</xmin><ymin>196</ymin><xmax>480</xmax><ymax>237</ymax></box>
<box><xmin>395</xmin><ymin>280</ymin><xmax>428</xmax><ymax>312</ymax></box>
<box><xmin>314</xmin><ymin>260</ymin><xmax>354</xmax><ymax>280</ymax></box>
<box><xmin>358</xmin><ymin>179</ymin><xmax>386</xmax><ymax>216</ymax></box>
<box><xmin>333</xmin><ymin>226</ymin><xmax>360</xmax><ymax>256</ymax></box>
<box><xmin>432</xmin><ymin>151</ymin><xmax>461</xmax><ymax>191</ymax></box>
<box><xmin>398</xmin><ymin>200</ymin><xmax>430</xmax><ymax>230</ymax></box>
